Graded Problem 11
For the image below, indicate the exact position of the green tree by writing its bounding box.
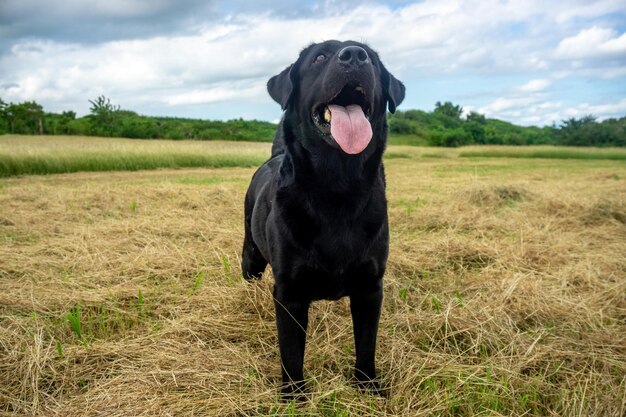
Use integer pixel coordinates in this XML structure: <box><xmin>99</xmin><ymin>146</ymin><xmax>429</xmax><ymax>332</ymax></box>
<box><xmin>88</xmin><ymin>95</ymin><xmax>120</xmax><ymax>136</ymax></box>
<box><xmin>595</xmin><ymin>117</ymin><xmax>626</xmax><ymax>146</ymax></box>
<box><xmin>4</xmin><ymin>101</ymin><xmax>45</xmax><ymax>134</ymax></box>
<box><xmin>433</xmin><ymin>101</ymin><xmax>463</xmax><ymax>129</ymax></box>
<box><xmin>0</xmin><ymin>98</ymin><xmax>8</xmax><ymax>133</ymax></box>
<box><xmin>464</xmin><ymin>111</ymin><xmax>486</xmax><ymax>144</ymax></box>
<box><xmin>434</xmin><ymin>101</ymin><xmax>463</xmax><ymax>119</ymax></box>
<box><xmin>557</xmin><ymin>115</ymin><xmax>597</xmax><ymax>146</ymax></box>
<box><xmin>45</xmin><ymin>110</ymin><xmax>76</xmax><ymax>135</ymax></box>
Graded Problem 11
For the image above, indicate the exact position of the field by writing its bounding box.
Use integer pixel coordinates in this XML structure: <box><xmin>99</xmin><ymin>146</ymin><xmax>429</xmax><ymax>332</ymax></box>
<box><xmin>1</xmin><ymin>136</ymin><xmax>625</xmax><ymax>416</ymax></box>
<box><xmin>0</xmin><ymin>136</ymin><xmax>270</xmax><ymax>177</ymax></box>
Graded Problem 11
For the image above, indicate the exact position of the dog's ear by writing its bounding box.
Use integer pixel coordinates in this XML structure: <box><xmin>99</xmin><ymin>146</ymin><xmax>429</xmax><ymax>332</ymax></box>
<box><xmin>380</xmin><ymin>63</ymin><xmax>405</xmax><ymax>113</ymax></box>
<box><xmin>267</xmin><ymin>64</ymin><xmax>296</xmax><ymax>110</ymax></box>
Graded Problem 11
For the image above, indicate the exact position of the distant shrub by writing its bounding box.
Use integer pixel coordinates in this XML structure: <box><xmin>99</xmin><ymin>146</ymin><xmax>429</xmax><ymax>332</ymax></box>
<box><xmin>429</xmin><ymin>128</ymin><xmax>472</xmax><ymax>147</ymax></box>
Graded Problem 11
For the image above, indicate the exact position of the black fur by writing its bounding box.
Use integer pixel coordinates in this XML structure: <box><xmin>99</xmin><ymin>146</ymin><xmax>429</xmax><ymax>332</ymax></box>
<box><xmin>241</xmin><ymin>40</ymin><xmax>405</xmax><ymax>397</ymax></box>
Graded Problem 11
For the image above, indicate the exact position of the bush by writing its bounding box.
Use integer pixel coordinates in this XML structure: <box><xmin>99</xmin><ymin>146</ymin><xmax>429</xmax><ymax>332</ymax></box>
<box><xmin>429</xmin><ymin>128</ymin><xmax>472</xmax><ymax>147</ymax></box>
<box><xmin>388</xmin><ymin>115</ymin><xmax>416</xmax><ymax>135</ymax></box>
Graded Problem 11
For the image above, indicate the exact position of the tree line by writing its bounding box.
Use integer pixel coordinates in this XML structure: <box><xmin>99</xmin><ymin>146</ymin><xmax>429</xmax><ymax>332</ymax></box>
<box><xmin>388</xmin><ymin>101</ymin><xmax>626</xmax><ymax>147</ymax></box>
<box><xmin>0</xmin><ymin>96</ymin><xmax>276</xmax><ymax>142</ymax></box>
<box><xmin>1</xmin><ymin>96</ymin><xmax>624</xmax><ymax>147</ymax></box>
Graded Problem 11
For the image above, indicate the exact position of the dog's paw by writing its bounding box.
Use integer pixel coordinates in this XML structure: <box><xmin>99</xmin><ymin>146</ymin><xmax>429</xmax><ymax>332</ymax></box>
<box><xmin>354</xmin><ymin>372</ymin><xmax>387</xmax><ymax>397</ymax></box>
<box><xmin>357</xmin><ymin>380</ymin><xmax>388</xmax><ymax>398</ymax></box>
<box><xmin>280</xmin><ymin>380</ymin><xmax>307</xmax><ymax>402</ymax></box>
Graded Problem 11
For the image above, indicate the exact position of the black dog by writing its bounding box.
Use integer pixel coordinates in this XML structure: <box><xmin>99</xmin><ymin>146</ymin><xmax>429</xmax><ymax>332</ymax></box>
<box><xmin>241</xmin><ymin>40</ymin><xmax>404</xmax><ymax>396</ymax></box>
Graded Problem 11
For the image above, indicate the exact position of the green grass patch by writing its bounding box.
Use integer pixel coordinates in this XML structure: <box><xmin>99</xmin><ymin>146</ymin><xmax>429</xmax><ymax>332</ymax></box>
<box><xmin>176</xmin><ymin>176</ymin><xmax>243</xmax><ymax>185</ymax></box>
<box><xmin>0</xmin><ymin>135</ymin><xmax>271</xmax><ymax>177</ymax></box>
<box><xmin>422</xmin><ymin>152</ymin><xmax>453</xmax><ymax>158</ymax></box>
<box><xmin>388</xmin><ymin>134</ymin><xmax>430</xmax><ymax>146</ymax></box>
<box><xmin>61</xmin><ymin>293</ymin><xmax>155</xmax><ymax>343</ymax></box>
<box><xmin>384</xmin><ymin>151</ymin><xmax>412</xmax><ymax>159</ymax></box>
<box><xmin>1</xmin><ymin>230</ymin><xmax>40</xmax><ymax>244</ymax></box>
<box><xmin>0</xmin><ymin>152</ymin><xmax>266</xmax><ymax>177</ymax></box>
<box><xmin>460</xmin><ymin>146</ymin><xmax>626</xmax><ymax>160</ymax></box>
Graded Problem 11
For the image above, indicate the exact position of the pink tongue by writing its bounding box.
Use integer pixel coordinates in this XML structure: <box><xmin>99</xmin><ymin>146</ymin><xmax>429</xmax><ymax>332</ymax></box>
<box><xmin>328</xmin><ymin>104</ymin><xmax>372</xmax><ymax>154</ymax></box>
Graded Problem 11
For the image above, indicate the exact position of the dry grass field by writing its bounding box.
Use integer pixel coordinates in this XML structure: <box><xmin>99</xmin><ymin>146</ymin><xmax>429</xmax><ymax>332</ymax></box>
<box><xmin>1</xmin><ymin>137</ymin><xmax>625</xmax><ymax>416</ymax></box>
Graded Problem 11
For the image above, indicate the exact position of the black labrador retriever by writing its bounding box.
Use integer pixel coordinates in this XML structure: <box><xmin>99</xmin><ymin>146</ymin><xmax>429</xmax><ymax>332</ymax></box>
<box><xmin>241</xmin><ymin>40</ymin><xmax>404</xmax><ymax>396</ymax></box>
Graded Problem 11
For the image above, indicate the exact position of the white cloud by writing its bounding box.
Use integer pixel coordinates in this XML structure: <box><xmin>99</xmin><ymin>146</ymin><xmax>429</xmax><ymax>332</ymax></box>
<box><xmin>554</xmin><ymin>0</ymin><xmax>626</xmax><ymax>23</ymax></box>
<box><xmin>518</xmin><ymin>79</ymin><xmax>551</xmax><ymax>92</ymax></box>
<box><xmin>479</xmin><ymin>78</ymin><xmax>553</xmax><ymax>120</ymax></box>
<box><xmin>556</xmin><ymin>26</ymin><xmax>626</xmax><ymax>59</ymax></box>
<box><xmin>539</xmin><ymin>99</ymin><xmax>626</xmax><ymax>126</ymax></box>
<box><xmin>566</xmin><ymin>98</ymin><xmax>626</xmax><ymax>119</ymax></box>
<box><xmin>480</xmin><ymin>96</ymin><xmax>539</xmax><ymax>114</ymax></box>
<box><xmin>480</xmin><ymin>96</ymin><xmax>626</xmax><ymax>126</ymax></box>
<box><xmin>164</xmin><ymin>80</ymin><xmax>267</xmax><ymax>105</ymax></box>
<box><xmin>2</xmin><ymin>0</ymin><xmax>167</xmax><ymax>17</ymax></box>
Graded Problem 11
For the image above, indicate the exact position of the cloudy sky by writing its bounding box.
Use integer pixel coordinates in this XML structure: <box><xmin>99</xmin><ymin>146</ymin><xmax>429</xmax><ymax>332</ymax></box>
<box><xmin>1</xmin><ymin>0</ymin><xmax>625</xmax><ymax>126</ymax></box>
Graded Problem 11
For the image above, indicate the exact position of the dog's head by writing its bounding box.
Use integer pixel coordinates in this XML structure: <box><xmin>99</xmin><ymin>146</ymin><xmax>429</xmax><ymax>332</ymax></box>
<box><xmin>268</xmin><ymin>40</ymin><xmax>405</xmax><ymax>155</ymax></box>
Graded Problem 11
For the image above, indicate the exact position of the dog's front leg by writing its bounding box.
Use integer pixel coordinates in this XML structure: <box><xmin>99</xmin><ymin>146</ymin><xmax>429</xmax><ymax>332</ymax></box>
<box><xmin>273</xmin><ymin>285</ymin><xmax>309</xmax><ymax>398</ymax></box>
<box><xmin>350</xmin><ymin>286</ymin><xmax>382</xmax><ymax>392</ymax></box>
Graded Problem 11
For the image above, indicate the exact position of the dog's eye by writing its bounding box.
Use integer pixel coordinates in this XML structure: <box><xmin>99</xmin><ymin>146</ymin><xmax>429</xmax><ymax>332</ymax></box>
<box><xmin>313</xmin><ymin>54</ymin><xmax>326</xmax><ymax>64</ymax></box>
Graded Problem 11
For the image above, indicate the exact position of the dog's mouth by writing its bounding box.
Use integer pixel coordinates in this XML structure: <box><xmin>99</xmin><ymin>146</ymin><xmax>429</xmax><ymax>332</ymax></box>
<box><xmin>312</xmin><ymin>82</ymin><xmax>373</xmax><ymax>154</ymax></box>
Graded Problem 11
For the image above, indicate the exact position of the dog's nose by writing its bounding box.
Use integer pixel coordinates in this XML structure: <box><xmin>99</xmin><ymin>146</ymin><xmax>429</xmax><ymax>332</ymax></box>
<box><xmin>337</xmin><ymin>46</ymin><xmax>369</xmax><ymax>67</ymax></box>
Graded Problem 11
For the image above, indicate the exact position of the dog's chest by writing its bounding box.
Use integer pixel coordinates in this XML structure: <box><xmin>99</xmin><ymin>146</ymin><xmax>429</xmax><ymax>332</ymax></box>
<box><xmin>281</xmin><ymin>202</ymin><xmax>385</xmax><ymax>271</ymax></box>
<box><xmin>277</xmin><ymin>193</ymin><xmax>382</xmax><ymax>259</ymax></box>
<box><xmin>314</xmin><ymin>219</ymin><xmax>369</xmax><ymax>259</ymax></box>
<box><xmin>270</xmin><ymin>186</ymin><xmax>387</xmax><ymax>300</ymax></box>
<box><xmin>285</xmin><ymin>246</ymin><xmax>382</xmax><ymax>301</ymax></box>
